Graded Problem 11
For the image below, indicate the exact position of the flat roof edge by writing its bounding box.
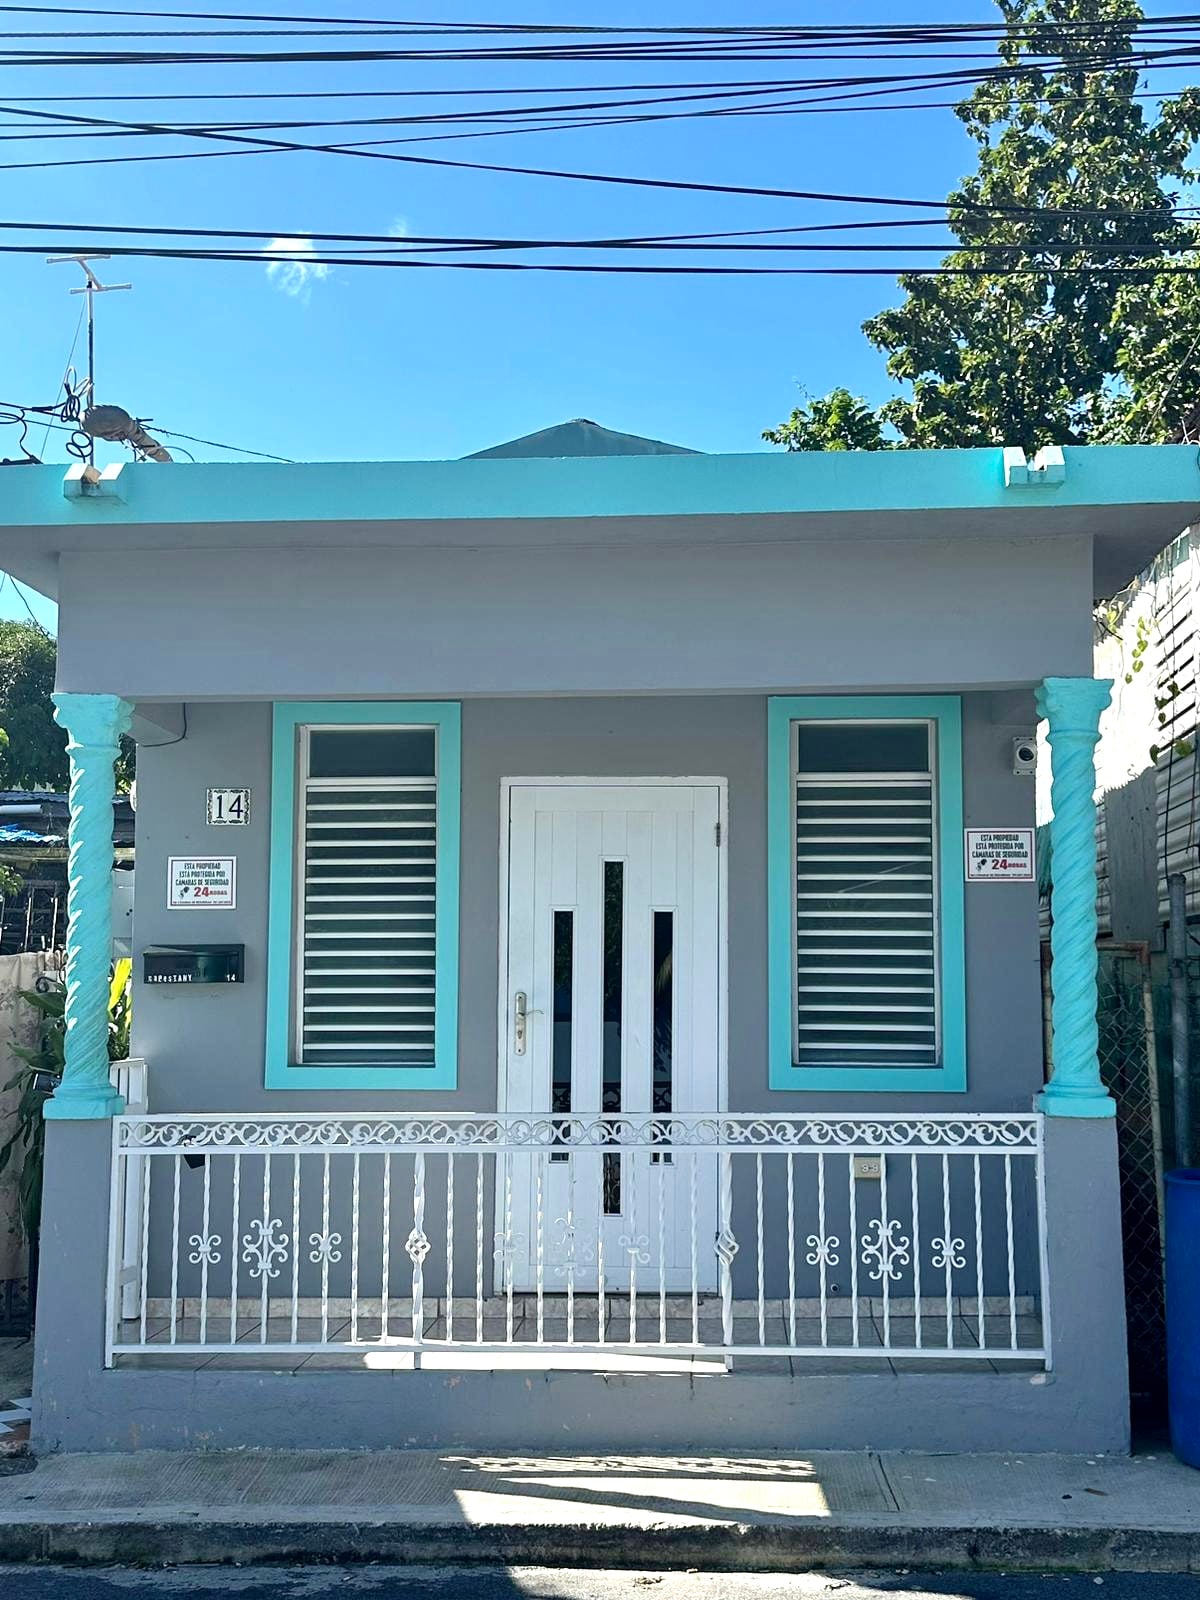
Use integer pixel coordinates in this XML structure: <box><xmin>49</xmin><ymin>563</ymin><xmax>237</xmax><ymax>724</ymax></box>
<box><xmin>1</xmin><ymin>443</ymin><xmax>1198</xmax><ymax>530</ymax></box>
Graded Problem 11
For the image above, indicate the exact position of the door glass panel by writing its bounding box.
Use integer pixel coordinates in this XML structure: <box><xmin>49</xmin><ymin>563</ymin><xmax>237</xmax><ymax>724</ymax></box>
<box><xmin>652</xmin><ymin>911</ymin><xmax>674</xmax><ymax>1113</ymax></box>
<box><xmin>602</xmin><ymin>861</ymin><xmax>624</xmax><ymax>1214</ymax></box>
<box><xmin>652</xmin><ymin>910</ymin><xmax>674</xmax><ymax>1162</ymax></box>
<box><xmin>550</xmin><ymin>910</ymin><xmax>573</xmax><ymax>1159</ymax></box>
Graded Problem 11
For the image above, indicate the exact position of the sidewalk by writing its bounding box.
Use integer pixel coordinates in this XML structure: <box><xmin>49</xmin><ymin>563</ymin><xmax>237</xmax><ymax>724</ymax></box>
<box><xmin>0</xmin><ymin>1445</ymin><xmax>1198</xmax><ymax>1571</ymax></box>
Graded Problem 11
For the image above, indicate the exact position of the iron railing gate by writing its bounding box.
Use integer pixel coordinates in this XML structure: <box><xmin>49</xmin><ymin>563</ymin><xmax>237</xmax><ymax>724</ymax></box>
<box><xmin>106</xmin><ymin>1111</ymin><xmax>1049</xmax><ymax>1368</ymax></box>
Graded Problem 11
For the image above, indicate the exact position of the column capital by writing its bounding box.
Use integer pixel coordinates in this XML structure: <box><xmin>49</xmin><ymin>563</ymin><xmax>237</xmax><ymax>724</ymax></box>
<box><xmin>1036</xmin><ymin>676</ymin><xmax>1112</xmax><ymax>738</ymax></box>
<box><xmin>51</xmin><ymin>692</ymin><xmax>133</xmax><ymax>751</ymax></box>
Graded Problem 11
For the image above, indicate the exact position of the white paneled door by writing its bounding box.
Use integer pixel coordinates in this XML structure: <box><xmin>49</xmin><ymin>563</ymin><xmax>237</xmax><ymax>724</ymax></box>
<box><xmin>501</xmin><ymin>782</ymin><xmax>723</xmax><ymax>1292</ymax></box>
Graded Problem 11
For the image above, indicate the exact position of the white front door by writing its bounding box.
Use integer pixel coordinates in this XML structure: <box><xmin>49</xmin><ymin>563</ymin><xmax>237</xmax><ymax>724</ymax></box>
<box><xmin>501</xmin><ymin>782</ymin><xmax>723</xmax><ymax>1293</ymax></box>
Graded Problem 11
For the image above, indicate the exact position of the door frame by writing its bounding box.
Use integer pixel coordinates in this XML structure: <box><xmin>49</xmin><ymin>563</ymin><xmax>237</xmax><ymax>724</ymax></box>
<box><xmin>496</xmin><ymin>775</ymin><xmax>730</xmax><ymax>1122</ymax></box>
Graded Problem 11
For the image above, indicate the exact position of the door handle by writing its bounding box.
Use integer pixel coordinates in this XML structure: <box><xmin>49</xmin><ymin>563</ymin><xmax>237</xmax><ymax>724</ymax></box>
<box><xmin>513</xmin><ymin>991</ymin><xmax>543</xmax><ymax>1056</ymax></box>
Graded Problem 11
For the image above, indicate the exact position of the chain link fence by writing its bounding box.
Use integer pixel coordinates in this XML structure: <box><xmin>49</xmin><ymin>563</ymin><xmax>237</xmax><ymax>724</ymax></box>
<box><xmin>1045</xmin><ymin>945</ymin><xmax>1168</xmax><ymax>1426</ymax></box>
<box><xmin>1096</xmin><ymin>946</ymin><xmax>1168</xmax><ymax>1426</ymax></box>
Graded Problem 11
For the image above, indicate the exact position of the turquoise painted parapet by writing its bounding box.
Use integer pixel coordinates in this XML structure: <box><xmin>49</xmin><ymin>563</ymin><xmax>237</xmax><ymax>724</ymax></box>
<box><xmin>4</xmin><ymin>441</ymin><xmax>1200</xmax><ymax>530</ymax></box>
<box><xmin>45</xmin><ymin>692</ymin><xmax>133</xmax><ymax>1120</ymax></box>
<box><xmin>1037</xmin><ymin>676</ymin><xmax>1115</xmax><ymax>1118</ymax></box>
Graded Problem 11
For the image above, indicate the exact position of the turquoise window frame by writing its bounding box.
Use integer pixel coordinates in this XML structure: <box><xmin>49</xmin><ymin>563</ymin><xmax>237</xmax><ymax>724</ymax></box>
<box><xmin>767</xmin><ymin>695</ymin><xmax>966</xmax><ymax>1093</ymax></box>
<box><xmin>265</xmin><ymin>701</ymin><xmax>461</xmax><ymax>1091</ymax></box>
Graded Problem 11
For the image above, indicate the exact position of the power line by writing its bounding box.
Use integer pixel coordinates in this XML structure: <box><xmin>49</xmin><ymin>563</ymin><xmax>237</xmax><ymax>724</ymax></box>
<box><xmin>5</xmin><ymin>4</ymin><xmax>1200</xmax><ymax>31</ymax></box>
<box><xmin>6</xmin><ymin>101</ymin><xmax>1199</xmax><ymax>224</ymax></box>
<box><xmin>0</xmin><ymin>42</ymin><xmax>1192</xmax><ymax>170</ymax></box>
<box><xmin>0</xmin><ymin>24</ymin><xmax>1196</xmax><ymax>67</ymax></box>
<box><xmin>0</xmin><ymin>572</ymin><xmax>49</xmax><ymax>631</ymax></box>
<box><xmin>0</xmin><ymin>216</ymin><xmax>982</xmax><ymax>244</ymax></box>
<box><xmin>5</xmin><ymin>79</ymin><xmax>1187</xmax><ymax>106</ymax></box>
<box><xmin>5</xmin><ymin>3</ymin><xmax>1200</xmax><ymax>32</ymax></box>
<box><xmin>3</xmin><ymin>214</ymin><xmax>1197</xmax><ymax>250</ymax></box>
<box><xmin>8</xmin><ymin>27</ymin><xmax>1200</xmax><ymax>58</ymax></box>
<box><xmin>151</xmin><ymin>424</ymin><xmax>292</xmax><ymax>460</ymax></box>
<box><xmin>3</xmin><ymin>243</ymin><xmax>1200</xmax><ymax>275</ymax></box>
<box><xmin>0</xmin><ymin>396</ymin><xmax>292</xmax><ymax>461</ymax></box>
<box><xmin>2</xmin><ymin>225</ymin><xmax>1198</xmax><ymax>259</ymax></box>
<box><xmin>0</xmin><ymin>69</ymin><xmax>1191</xmax><ymax>142</ymax></box>
<box><xmin>5</xmin><ymin>42</ymin><xmax>1197</xmax><ymax>68</ymax></box>
<box><xmin>1</xmin><ymin>7</ymin><xmax>1198</xmax><ymax>46</ymax></box>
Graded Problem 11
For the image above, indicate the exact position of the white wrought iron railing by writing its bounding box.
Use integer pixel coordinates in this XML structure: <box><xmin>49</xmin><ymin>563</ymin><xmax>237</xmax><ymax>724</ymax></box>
<box><xmin>106</xmin><ymin>1112</ymin><xmax>1049</xmax><ymax>1367</ymax></box>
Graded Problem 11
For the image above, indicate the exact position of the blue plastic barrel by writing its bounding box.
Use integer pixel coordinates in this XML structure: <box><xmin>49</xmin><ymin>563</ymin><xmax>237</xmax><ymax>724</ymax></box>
<box><xmin>1166</xmin><ymin>1169</ymin><xmax>1200</xmax><ymax>1468</ymax></box>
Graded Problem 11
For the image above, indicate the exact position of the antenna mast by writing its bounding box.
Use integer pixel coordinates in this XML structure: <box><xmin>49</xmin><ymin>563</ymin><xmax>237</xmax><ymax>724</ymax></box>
<box><xmin>45</xmin><ymin>254</ymin><xmax>130</xmax><ymax>465</ymax></box>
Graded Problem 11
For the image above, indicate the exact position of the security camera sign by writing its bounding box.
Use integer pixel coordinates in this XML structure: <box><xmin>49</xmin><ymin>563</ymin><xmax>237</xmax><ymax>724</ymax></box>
<box><xmin>965</xmin><ymin>829</ymin><xmax>1035</xmax><ymax>882</ymax></box>
<box><xmin>168</xmin><ymin>856</ymin><xmax>236</xmax><ymax>909</ymax></box>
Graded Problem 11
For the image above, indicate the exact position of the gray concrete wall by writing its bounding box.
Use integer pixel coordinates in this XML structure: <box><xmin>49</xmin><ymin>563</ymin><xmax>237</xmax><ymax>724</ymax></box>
<box><xmin>131</xmin><ymin>692</ymin><xmax>1044</xmax><ymax>1118</ymax></box>
<box><xmin>55</xmin><ymin>532</ymin><xmax>1094</xmax><ymax>699</ymax></box>
<box><xmin>30</xmin><ymin>1116</ymin><xmax>1131</xmax><ymax>1454</ymax></box>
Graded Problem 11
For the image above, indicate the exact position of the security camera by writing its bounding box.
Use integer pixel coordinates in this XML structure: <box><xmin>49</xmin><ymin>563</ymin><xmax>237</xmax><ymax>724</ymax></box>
<box><xmin>1012</xmin><ymin>737</ymin><xmax>1037</xmax><ymax>776</ymax></box>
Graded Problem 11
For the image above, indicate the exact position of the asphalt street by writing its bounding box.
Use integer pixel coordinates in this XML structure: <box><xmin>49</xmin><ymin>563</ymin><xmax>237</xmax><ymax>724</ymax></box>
<box><xmin>2</xmin><ymin>1570</ymin><xmax>1200</xmax><ymax>1600</ymax></box>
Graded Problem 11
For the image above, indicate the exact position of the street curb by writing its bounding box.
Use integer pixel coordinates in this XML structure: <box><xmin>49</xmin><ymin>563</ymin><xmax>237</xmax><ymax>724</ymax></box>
<box><xmin>0</xmin><ymin>1520</ymin><xmax>1197</xmax><ymax>1572</ymax></box>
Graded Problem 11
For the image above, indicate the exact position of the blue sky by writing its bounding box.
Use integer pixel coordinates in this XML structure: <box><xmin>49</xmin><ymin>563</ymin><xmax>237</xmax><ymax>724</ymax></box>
<box><xmin>1</xmin><ymin>0</ymin><xmax>1194</xmax><ymax>630</ymax></box>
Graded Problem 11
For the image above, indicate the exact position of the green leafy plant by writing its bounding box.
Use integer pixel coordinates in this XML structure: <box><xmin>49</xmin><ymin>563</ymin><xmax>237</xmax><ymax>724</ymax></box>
<box><xmin>0</xmin><ymin>961</ymin><xmax>131</xmax><ymax>1243</ymax></box>
<box><xmin>0</xmin><ymin>980</ymin><xmax>65</xmax><ymax>1244</ymax></box>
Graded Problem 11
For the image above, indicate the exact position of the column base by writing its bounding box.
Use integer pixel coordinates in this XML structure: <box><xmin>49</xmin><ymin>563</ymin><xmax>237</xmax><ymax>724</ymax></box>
<box><xmin>1036</xmin><ymin>1084</ymin><xmax>1116</xmax><ymax>1118</ymax></box>
<box><xmin>44</xmin><ymin>1085</ymin><xmax>125</xmax><ymax>1120</ymax></box>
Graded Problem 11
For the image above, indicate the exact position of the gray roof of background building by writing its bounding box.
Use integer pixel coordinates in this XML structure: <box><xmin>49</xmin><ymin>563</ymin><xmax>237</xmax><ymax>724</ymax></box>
<box><xmin>464</xmin><ymin>418</ymin><xmax>700</xmax><ymax>460</ymax></box>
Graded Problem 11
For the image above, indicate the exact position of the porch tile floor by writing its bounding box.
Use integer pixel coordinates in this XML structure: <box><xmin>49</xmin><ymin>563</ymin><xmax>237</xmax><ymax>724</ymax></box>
<box><xmin>116</xmin><ymin>1302</ymin><xmax>1042</xmax><ymax>1375</ymax></box>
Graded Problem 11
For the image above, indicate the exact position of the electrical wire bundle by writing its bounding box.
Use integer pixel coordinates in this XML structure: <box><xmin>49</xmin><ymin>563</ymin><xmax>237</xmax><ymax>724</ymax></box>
<box><xmin>0</xmin><ymin>375</ymin><xmax>91</xmax><ymax>464</ymax></box>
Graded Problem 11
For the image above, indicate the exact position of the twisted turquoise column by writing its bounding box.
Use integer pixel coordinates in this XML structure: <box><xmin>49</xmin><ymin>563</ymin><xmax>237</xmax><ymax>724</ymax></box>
<box><xmin>45</xmin><ymin>692</ymin><xmax>133</xmax><ymax>1120</ymax></box>
<box><xmin>1037</xmin><ymin>676</ymin><xmax>1115</xmax><ymax>1118</ymax></box>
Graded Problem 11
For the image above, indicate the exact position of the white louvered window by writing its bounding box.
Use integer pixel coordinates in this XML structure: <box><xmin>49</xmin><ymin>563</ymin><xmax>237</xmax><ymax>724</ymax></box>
<box><xmin>295</xmin><ymin>724</ymin><xmax>439</xmax><ymax>1068</ymax></box>
<box><xmin>792</xmin><ymin>719</ymin><xmax>940</xmax><ymax>1068</ymax></box>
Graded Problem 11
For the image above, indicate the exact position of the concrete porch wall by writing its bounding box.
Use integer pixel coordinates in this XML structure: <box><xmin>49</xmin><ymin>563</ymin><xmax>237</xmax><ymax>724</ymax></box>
<box><xmin>31</xmin><ymin>1117</ymin><xmax>1130</xmax><ymax>1455</ymax></box>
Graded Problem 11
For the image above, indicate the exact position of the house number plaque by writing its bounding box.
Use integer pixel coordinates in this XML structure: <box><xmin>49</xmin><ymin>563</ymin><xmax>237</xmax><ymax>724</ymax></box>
<box><xmin>207</xmin><ymin>787</ymin><xmax>251</xmax><ymax>826</ymax></box>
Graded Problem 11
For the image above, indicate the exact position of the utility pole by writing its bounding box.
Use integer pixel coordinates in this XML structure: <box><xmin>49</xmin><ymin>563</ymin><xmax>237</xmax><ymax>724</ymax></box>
<box><xmin>45</xmin><ymin>254</ymin><xmax>130</xmax><ymax>464</ymax></box>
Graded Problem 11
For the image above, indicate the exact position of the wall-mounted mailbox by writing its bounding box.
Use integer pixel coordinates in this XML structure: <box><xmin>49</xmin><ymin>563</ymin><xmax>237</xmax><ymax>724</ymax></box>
<box><xmin>143</xmin><ymin>944</ymin><xmax>244</xmax><ymax>986</ymax></box>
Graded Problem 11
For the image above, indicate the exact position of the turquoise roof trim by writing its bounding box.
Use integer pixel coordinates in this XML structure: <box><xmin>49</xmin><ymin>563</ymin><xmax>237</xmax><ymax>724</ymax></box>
<box><xmin>5</xmin><ymin>442</ymin><xmax>1200</xmax><ymax>528</ymax></box>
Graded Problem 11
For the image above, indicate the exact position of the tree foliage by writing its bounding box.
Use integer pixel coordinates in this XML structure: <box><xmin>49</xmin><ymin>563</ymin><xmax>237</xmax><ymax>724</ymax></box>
<box><xmin>0</xmin><ymin>621</ymin><xmax>134</xmax><ymax>792</ymax></box>
<box><xmin>762</xmin><ymin>388</ymin><xmax>892</xmax><ymax>452</ymax></box>
<box><xmin>0</xmin><ymin>621</ymin><xmax>67</xmax><ymax>790</ymax></box>
<box><xmin>766</xmin><ymin>0</ymin><xmax>1200</xmax><ymax>451</ymax></box>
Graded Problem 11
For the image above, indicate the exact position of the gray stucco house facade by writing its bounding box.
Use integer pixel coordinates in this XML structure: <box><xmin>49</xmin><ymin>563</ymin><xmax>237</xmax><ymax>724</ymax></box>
<box><xmin>3</xmin><ymin>426</ymin><xmax>1197</xmax><ymax>1455</ymax></box>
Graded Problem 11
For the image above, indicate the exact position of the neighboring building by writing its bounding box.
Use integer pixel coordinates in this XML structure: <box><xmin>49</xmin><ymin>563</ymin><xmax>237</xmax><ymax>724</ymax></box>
<box><xmin>0</xmin><ymin>789</ymin><xmax>135</xmax><ymax>954</ymax></box>
<box><xmin>2</xmin><ymin>431</ymin><xmax>1198</xmax><ymax>1456</ymax></box>
<box><xmin>1093</xmin><ymin>528</ymin><xmax>1200</xmax><ymax>941</ymax></box>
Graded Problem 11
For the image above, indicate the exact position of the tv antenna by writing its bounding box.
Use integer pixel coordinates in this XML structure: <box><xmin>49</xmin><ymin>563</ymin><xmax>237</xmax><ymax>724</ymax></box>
<box><xmin>46</xmin><ymin>254</ymin><xmax>130</xmax><ymax>465</ymax></box>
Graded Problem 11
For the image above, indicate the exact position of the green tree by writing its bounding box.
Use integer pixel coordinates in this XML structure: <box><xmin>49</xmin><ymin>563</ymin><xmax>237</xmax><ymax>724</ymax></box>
<box><xmin>1097</xmin><ymin>261</ymin><xmax>1200</xmax><ymax>441</ymax></box>
<box><xmin>765</xmin><ymin>0</ymin><xmax>1200</xmax><ymax>451</ymax></box>
<box><xmin>0</xmin><ymin>621</ymin><xmax>133</xmax><ymax>792</ymax></box>
<box><xmin>762</xmin><ymin>388</ymin><xmax>892</xmax><ymax>452</ymax></box>
<box><xmin>0</xmin><ymin>621</ymin><xmax>67</xmax><ymax>790</ymax></box>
